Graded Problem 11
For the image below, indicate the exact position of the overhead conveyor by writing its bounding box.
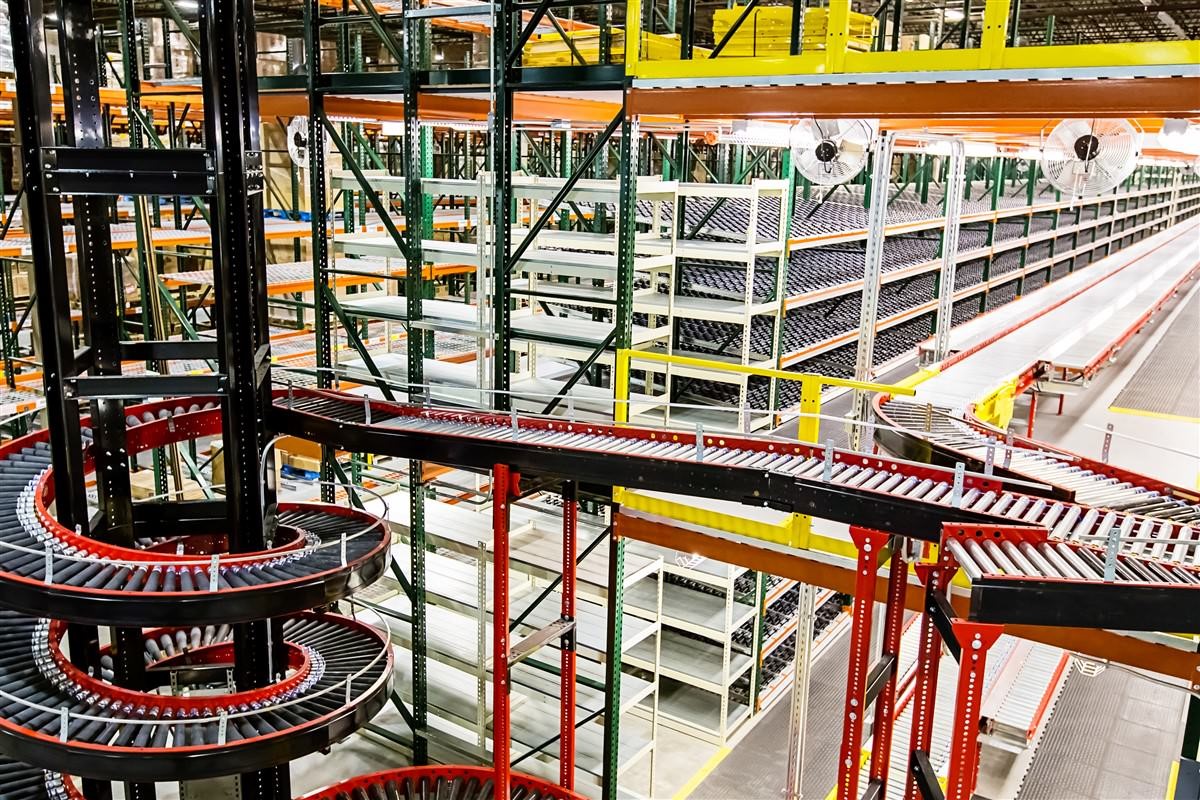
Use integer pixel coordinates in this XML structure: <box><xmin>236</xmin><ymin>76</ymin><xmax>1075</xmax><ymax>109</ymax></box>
<box><xmin>270</xmin><ymin>387</ymin><xmax>1200</xmax><ymax>630</ymax></box>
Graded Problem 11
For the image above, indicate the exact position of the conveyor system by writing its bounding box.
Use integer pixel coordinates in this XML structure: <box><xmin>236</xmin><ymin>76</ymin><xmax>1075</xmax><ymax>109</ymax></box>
<box><xmin>877</xmin><ymin>399</ymin><xmax>1200</xmax><ymax>525</ymax></box>
<box><xmin>0</xmin><ymin>403</ymin><xmax>389</xmax><ymax>624</ymax></box>
<box><xmin>0</xmin><ymin>610</ymin><xmax>390</xmax><ymax>781</ymax></box>
<box><xmin>0</xmin><ymin>401</ymin><xmax>393</xmax><ymax>784</ymax></box>
<box><xmin>301</xmin><ymin>766</ymin><xmax>580</xmax><ymax>800</ymax></box>
<box><xmin>272</xmin><ymin>388</ymin><xmax>1200</xmax><ymax>594</ymax></box>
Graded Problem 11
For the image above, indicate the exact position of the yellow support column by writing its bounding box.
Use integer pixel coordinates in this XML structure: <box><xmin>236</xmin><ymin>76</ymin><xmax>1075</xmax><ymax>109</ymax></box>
<box><xmin>825</xmin><ymin>0</ymin><xmax>851</xmax><ymax>73</ymax></box>
<box><xmin>791</xmin><ymin>377</ymin><xmax>822</xmax><ymax>548</ymax></box>
<box><xmin>980</xmin><ymin>0</ymin><xmax>1012</xmax><ymax>68</ymax></box>
<box><xmin>613</xmin><ymin>349</ymin><xmax>631</xmax><ymax>424</ymax></box>
<box><xmin>796</xmin><ymin>377</ymin><xmax>822</xmax><ymax>444</ymax></box>
<box><xmin>625</xmin><ymin>0</ymin><xmax>642</xmax><ymax>72</ymax></box>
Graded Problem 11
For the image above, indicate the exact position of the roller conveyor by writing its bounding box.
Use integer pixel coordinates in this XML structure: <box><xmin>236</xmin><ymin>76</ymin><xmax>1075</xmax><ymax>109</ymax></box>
<box><xmin>877</xmin><ymin>398</ymin><xmax>1200</xmax><ymax>526</ymax></box>
<box><xmin>299</xmin><ymin>765</ymin><xmax>582</xmax><ymax>800</ymax></box>
<box><xmin>272</xmin><ymin>388</ymin><xmax>1200</xmax><ymax>576</ymax></box>
<box><xmin>0</xmin><ymin>402</ymin><xmax>390</xmax><ymax>625</ymax></box>
<box><xmin>0</xmin><ymin>397</ymin><xmax>397</xmax><ymax>784</ymax></box>
<box><xmin>0</xmin><ymin>609</ymin><xmax>392</xmax><ymax>782</ymax></box>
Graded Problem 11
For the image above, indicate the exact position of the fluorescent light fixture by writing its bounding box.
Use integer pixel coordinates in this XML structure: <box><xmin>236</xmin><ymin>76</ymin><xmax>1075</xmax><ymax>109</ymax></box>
<box><xmin>176</xmin><ymin>0</ymin><xmax>199</xmax><ymax>10</ymax></box>
<box><xmin>923</xmin><ymin>139</ymin><xmax>998</xmax><ymax>158</ymax></box>
<box><xmin>380</xmin><ymin>121</ymin><xmax>405</xmax><ymax>137</ymax></box>
<box><xmin>716</xmin><ymin>120</ymin><xmax>795</xmax><ymax>149</ymax></box>
<box><xmin>944</xmin><ymin>7</ymin><xmax>964</xmax><ymax>22</ymax></box>
<box><xmin>419</xmin><ymin>118</ymin><xmax>489</xmax><ymax>131</ymax></box>
<box><xmin>1157</xmin><ymin>119</ymin><xmax>1200</xmax><ymax>155</ymax></box>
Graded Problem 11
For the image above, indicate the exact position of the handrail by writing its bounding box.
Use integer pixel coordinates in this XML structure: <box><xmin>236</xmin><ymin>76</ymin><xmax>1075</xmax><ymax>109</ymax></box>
<box><xmin>612</xmin><ymin>347</ymin><xmax>914</xmax><ymax>442</ymax></box>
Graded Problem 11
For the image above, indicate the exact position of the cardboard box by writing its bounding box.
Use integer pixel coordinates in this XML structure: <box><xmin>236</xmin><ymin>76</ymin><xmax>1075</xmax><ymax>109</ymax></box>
<box><xmin>130</xmin><ymin>469</ymin><xmax>206</xmax><ymax>501</ymax></box>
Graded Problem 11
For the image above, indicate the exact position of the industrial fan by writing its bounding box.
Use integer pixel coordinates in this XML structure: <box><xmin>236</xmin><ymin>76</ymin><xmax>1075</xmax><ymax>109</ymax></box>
<box><xmin>286</xmin><ymin>116</ymin><xmax>330</xmax><ymax>168</ymax></box>
<box><xmin>792</xmin><ymin>118</ymin><xmax>877</xmax><ymax>186</ymax></box>
<box><xmin>1040</xmin><ymin>118</ymin><xmax>1141</xmax><ymax>198</ymax></box>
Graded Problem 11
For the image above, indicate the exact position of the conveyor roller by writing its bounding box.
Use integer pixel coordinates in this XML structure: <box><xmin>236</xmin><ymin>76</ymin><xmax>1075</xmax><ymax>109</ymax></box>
<box><xmin>0</xmin><ymin>608</ymin><xmax>392</xmax><ymax>782</ymax></box>
<box><xmin>0</xmin><ymin>401</ymin><xmax>389</xmax><ymax>625</ymax></box>
<box><xmin>876</xmin><ymin>397</ymin><xmax>1200</xmax><ymax>528</ymax></box>
<box><xmin>274</xmin><ymin>388</ymin><xmax>1200</xmax><ymax>568</ymax></box>
<box><xmin>301</xmin><ymin>766</ymin><xmax>583</xmax><ymax>800</ymax></box>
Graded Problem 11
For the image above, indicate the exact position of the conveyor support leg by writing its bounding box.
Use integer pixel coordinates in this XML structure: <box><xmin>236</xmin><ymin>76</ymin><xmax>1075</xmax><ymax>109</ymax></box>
<box><xmin>837</xmin><ymin>526</ymin><xmax>889</xmax><ymax>800</ymax></box>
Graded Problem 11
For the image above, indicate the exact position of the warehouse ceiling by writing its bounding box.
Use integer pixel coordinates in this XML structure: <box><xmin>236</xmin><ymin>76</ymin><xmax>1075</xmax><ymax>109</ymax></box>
<box><xmin>81</xmin><ymin>0</ymin><xmax>1200</xmax><ymax>51</ymax></box>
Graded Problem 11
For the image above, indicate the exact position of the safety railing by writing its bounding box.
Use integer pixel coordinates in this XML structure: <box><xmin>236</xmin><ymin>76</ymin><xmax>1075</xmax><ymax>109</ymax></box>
<box><xmin>612</xmin><ymin>347</ymin><xmax>914</xmax><ymax>443</ymax></box>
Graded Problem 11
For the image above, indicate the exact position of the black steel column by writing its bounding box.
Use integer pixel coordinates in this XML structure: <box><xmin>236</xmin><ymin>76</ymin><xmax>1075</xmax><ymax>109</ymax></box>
<box><xmin>57</xmin><ymin>3</ymin><xmax>151</xmax><ymax>798</ymax></box>
<box><xmin>9</xmin><ymin>0</ymin><xmax>87</xmax><ymax>528</ymax></box>
<box><xmin>198</xmin><ymin>0</ymin><xmax>283</xmax><ymax>793</ymax></box>
<box><xmin>9</xmin><ymin>1</ymin><xmax>109</xmax><ymax>797</ymax></box>
<box><xmin>493</xmin><ymin>0</ymin><xmax>513</xmax><ymax>408</ymax></box>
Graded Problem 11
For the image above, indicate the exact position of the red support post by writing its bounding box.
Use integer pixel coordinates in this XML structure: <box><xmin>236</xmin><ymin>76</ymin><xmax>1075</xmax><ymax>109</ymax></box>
<box><xmin>1026</xmin><ymin>389</ymin><xmax>1038</xmax><ymax>438</ymax></box>
<box><xmin>903</xmin><ymin>553</ymin><xmax>957</xmax><ymax>800</ymax></box>
<box><xmin>944</xmin><ymin>621</ymin><xmax>1004</xmax><ymax>800</ymax></box>
<box><xmin>560</xmin><ymin>481</ymin><xmax>578</xmax><ymax>790</ymax></box>
<box><xmin>867</xmin><ymin>539</ymin><xmax>909</xmax><ymax>794</ymax></box>
<box><xmin>837</xmin><ymin>526</ymin><xmax>889</xmax><ymax>800</ymax></box>
<box><xmin>493</xmin><ymin>463</ymin><xmax>512</xmax><ymax>799</ymax></box>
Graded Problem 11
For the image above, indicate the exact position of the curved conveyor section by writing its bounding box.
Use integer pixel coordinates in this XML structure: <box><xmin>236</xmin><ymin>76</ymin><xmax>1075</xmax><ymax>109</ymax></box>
<box><xmin>876</xmin><ymin>396</ymin><xmax>1200</xmax><ymax>525</ymax></box>
<box><xmin>0</xmin><ymin>610</ymin><xmax>390</xmax><ymax>782</ymax></box>
<box><xmin>0</xmin><ymin>400</ymin><xmax>393</xmax><ymax>784</ymax></box>
<box><xmin>301</xmin><ymin>766</ymin><xmax>584</xmax><ymax>800</ymax></box>
<box><xmin>0</xmin><ymin>401</ymin><xmax>390</xmax><ymax>625</ymax></box>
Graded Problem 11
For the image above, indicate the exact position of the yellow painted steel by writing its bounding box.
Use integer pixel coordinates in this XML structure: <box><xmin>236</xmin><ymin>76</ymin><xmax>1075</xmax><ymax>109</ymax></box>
<box><xmin>710</xmin><ymin>6</ymin><xmax>876</xmax><ymax>57</ymax></box>
<box><xmin>979</xmin><ymin>0</ymin><xmax>1012</xmax><ymax>69</ymax></box>
<box><xmin>623</xmin><ymin>0</ymin><xmax>1200</xmax><ymax>83</ymax></box>
<box><xmin>824</xmin><ymin>0</ymin><xmax>851</xmax><ymax>73</ymax></box>
<box><xmin>974</xmin><ymin>377</ymin><xmax>1019</xmax><ymax>429</ymax></box>
<box><xmin>896</xmin><ymin>366</ymin><xmax>940</xmax><ymax>390</ymax></box>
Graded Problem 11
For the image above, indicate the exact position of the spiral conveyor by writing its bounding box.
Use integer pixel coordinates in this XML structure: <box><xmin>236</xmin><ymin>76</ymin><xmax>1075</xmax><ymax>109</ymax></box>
<box><xmin>0</xmin><ymin>400</ymin><xmax>393</xmax><ymax>785</ymax></box>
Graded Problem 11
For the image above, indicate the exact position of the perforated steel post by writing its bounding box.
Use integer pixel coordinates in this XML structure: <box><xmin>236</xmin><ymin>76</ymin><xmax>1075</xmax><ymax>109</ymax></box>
<box><xmin>945</xmin><ymin>622</ymin><xmax>1003</xmax><ymax>800</ymax></box>
<box><xmin>837</xmin><ymin>526</ymin><xmax>888</xmax><ymax>800</ymax></box>
<box><xmin>904</xmin><ymin>553</ymin><xmax>958</xmax><ymax>800</ymax></box>
<box><xmin>560</xmin><ymin>481</ymin><xmax>578</xmax><ymax>790</ymax></box>
<box><xmin>850</xmin><ymin>133</ymin><xmax>895</xmax><ymax>451</ymax></box>
<box><xmin>492</xmin><ymin>463</ymin><xmax>513</xmax><ymax>798</ymax></box>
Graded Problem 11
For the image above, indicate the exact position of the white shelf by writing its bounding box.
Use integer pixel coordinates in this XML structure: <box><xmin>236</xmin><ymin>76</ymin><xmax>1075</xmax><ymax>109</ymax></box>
<box><xmin>625</xmin><ymin>579</ymin><xmax>756</xmax><ymax>641</ymax></box>
<box><xmin>625</xmin><ymin>628</ymin><xmax>752</xmax><ymax>693</ymax></box>
<box><xmin>340</xmin><ymin>295</ymin><xmax>483</xmax><ymax>336</ymax></box>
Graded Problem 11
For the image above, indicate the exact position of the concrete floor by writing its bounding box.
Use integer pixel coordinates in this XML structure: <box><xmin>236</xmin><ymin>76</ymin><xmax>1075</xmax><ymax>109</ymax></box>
<box><xmin>1018</xmin><ymin>276</ymin><xmax>1200</xmax><ymax>489</ymax></box>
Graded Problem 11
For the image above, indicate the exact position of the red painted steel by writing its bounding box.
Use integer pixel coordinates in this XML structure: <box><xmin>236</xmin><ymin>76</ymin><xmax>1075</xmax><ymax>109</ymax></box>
<box><xmin>493</xmin><ymin>463</ymin><xmax>512</xmax><ymax>800</ymax></box>
<box><xmin>903</xmin><ymin>554</ymin><xmax>958</xmax><ymax>800</ymax></box>
<box><xmin>298</xmin><ymin>765</ymin><xmax>585</xmax><ymax>799</ymax></box>
<box><xmin>560</xmin><ymin>482</ymin><xmax>578</xmax><ymax>790</ymax></box>
<box><xmin>868</xmin><ymin>539</ymin><xmax>909</xmax><ymax>795</ymax></box>
<box><xmin>1026</xmin><ymin>389</ymin><xmax>1038</xmax><ymax>439</ymax></box>
<box><xmin>837</xmin><ymin>526</ymin><xmax>890</xmax><ymax>800</ymax></box>
<box><xmin>944</xmin><ymin>621</ymin><xmax>1004</xmax><ymax>800</ymax></box>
